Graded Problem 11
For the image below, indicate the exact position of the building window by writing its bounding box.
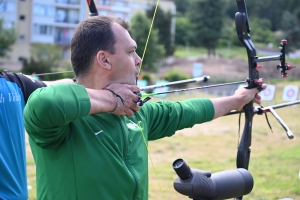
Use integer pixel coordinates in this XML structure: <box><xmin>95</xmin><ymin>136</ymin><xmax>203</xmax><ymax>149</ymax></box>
<box><xmin>114</xmin><ymin>1</ymin><xmax>125</xmax><ymax>7</ymax></box>
<box><xmin>55</xmin><ymin>28</ymin><xmax>72</xmax><ymax>45</ymax></box>
<box><xmin>33</xmin><ymin>4</ymin><xmax>55</xmax><ymax>16</ymax></box>
<box><xmin>56</xmin><ymin>0</ymin><xmax>68</xmax><ymax>3</ymax></box>
<box><xmin>34</xmin><ymin>24</ymin><xmax>53</xmax><ymax>35</ymax></box>
<box><xmin>55</xmin><ymin>9</ymin><xmax>79</xmax><ymax>23</ymax></box>
<box><xmin>18</xmin><ymin>57</ymin><xmax>26</xmax><ymax>64</ymax></box>
<box><xmin>69</xmin><ymin>0</ymin><xmax>79</xmax><ymax>4</ymax></box>
<box><xmin>19</xmin><ymin>35</ymin><xmax>25</xmax><ymax>42</ymax></box>
<box><xmin>56</xmin><ymin>9</ymin><xmax>67</xmax><ymax>22</ymax></box>
<box><xmin>99</xmin><ymin>0</ymin><xmax>109</xmax><ymax>5</ymax></box>
<box><xmin>132</xmin><ymin>3</ymin><xmax>141</xmax><ymax>9</ymax></box>
<box><xmin>3</xmin><ymin>21</ymin><xmax>14</xmax><ymax>29</ymax></box>
<box><xmin>0</xmin><ymin>1</ymin><xmax>16</xmax><ymax>12</ymax></box>
<box><xmin>19</xmin><ymin>15</ymin><xmax>25</xmax><ymax>21</ymax></box>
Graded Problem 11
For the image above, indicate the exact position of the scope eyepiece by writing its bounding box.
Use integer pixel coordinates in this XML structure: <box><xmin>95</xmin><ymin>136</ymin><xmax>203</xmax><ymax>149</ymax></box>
<box><xmin>173</xmin><ymin>158</ymin><xmax>254</xmax><ymax>199</ymax></box>
<box><xmin>173</xmin><ymin>158</ymin><xmax>193</xmax><ymax>181</ymax></box>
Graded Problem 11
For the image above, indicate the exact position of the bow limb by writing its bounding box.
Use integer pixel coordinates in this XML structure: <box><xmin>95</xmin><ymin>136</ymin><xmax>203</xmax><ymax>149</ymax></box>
<box><xmin>235</xmin><ymin>0</ymin><xmax>258</xmax><ymax>171</ymax></box>
<box><xmin>86</xmin><ymin>0</ymin><xmax>98</xmax><ymax>16</ymax></box>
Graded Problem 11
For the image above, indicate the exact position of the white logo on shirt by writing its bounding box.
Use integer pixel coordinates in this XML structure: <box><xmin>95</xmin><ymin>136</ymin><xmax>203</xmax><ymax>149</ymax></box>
<box><xmin>127</xmin><ymin>120</ymin><xmax>139</xmax><ymax>130</ymax></box>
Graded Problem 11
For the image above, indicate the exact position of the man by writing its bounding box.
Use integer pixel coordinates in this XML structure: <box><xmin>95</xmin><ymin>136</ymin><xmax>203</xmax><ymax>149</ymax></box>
<box><xmin>0</xmin><ymin>71</ymin><xmax>73</xmax><ymax>200</ymax></box>
<box><xmin>24</xmin><ymin>16</ymin><xmax>265</xmax><ymax>199</ymax></box>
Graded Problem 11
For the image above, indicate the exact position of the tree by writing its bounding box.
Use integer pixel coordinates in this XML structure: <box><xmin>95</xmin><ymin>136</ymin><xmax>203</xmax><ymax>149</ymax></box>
<box><xmin>172</xmin><ymin>0</ymin><xmax>190</xmax><ymax>15</ymax></box>
<box><xmin>175</xmin><ymin>17</ymin><xmax>192</xmax><ymax>46</ymax></box>
<box><xmin>22</xmin><ymin>43</ymin><xmax>72</xmax><ymax>80</ymax></box>
<box><xmin>0</xmin><ymin>18</ymin><xmax>17</xmax><ymax>57</ymax></box>
<box><xmin>250</xmin><ymin>18</ymin><xmax>274</xmax><ymax>44</ymax></box>
<box><xmin>129</xmin><ymin>12</ymin><xmax>165</xmax><ymax>72</ymax></box>
<box><xmin>188</xmin><ymin>0</ymin><xmax>225</xmax><ymax>56</ymax></box>
<box><xmin>146</xmin><ymin>6</ymin><xmax>174</xmax><ymax>56</ymax></box>
<box><xmin>280</xmin><ymin>11</ymin><xmax>300</xmax><ymax>52</ymax></box>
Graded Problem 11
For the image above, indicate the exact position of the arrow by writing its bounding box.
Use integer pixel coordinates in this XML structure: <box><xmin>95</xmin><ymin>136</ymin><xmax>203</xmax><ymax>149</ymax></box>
<box><xmin>140</xmin><ymin>75</ymin><xmax>210</xmax><ymax>91</ymax></box>
<box><xmin>141</xmin><ymin>80</ymin><xmax>246</xmax><ymax>98</ymax></box>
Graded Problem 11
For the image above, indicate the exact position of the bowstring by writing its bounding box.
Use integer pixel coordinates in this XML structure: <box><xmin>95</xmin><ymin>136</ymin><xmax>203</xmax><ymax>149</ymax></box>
<box><xmin>137</xmin><ymin>0</ymin><xmax>160</xmax><ymax>78</ymax></box>
<box><xmin>137</xmin><ymin>1</ymin><xmax>165</xmax><ymax>199</ymax></box>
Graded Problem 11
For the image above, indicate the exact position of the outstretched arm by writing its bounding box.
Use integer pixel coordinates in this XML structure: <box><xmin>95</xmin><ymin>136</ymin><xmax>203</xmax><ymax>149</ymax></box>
<box><xmin>211</xmin><ymin>84</ymin><xmax>266</xmax><ymax>119</ymax></box>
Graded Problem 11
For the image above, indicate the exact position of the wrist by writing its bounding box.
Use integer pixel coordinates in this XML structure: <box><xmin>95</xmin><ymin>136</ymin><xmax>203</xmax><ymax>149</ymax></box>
<box><xmin>102</xmin><ymin>88</ymin><xmax>124</xmax><ymax>114</ymax></box>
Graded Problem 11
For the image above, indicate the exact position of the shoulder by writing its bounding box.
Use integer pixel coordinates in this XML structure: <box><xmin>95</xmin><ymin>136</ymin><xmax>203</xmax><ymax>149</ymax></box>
<box><xmin>0</xmin><ymin>72</ymin><xmax>46</xmax><ymax>103</ymax></box>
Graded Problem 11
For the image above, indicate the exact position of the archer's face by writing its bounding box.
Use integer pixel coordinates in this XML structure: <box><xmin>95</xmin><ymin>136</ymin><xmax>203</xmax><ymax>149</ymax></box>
<box><xmin>108</xmin><ymin>23</ymin><xmax>142</xmax><ymax>85</ymax></box>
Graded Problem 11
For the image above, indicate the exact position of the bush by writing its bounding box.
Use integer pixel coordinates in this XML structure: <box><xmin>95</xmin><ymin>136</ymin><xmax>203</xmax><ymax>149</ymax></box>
<box><xmin>164</xmin><ymin>69</ymin><xmax>189</xmax><ymax>88</ymax></box>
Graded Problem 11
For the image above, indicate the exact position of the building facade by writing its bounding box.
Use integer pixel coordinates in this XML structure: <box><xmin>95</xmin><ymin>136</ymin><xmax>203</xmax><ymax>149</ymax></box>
<box><xmin>0</xmin><ymin>0</ymin><xmax>175</xmax><ymax>71</ymax></box>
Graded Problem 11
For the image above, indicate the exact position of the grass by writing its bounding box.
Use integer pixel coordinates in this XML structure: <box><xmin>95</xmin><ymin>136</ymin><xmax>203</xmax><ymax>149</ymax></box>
<box><xmin>147</xmin><ymin>96</ymin><xmax>300</xmax><ymax>200</ymax></box>
<box><xmin>26</xmin><ymin>81</ymin><xmax>300</xmax><ymax>200</ymax></box>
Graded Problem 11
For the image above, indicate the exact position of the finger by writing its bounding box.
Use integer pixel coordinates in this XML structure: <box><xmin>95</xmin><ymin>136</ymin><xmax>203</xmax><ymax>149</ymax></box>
<box><xmin>255</xmin><ymin>94</ymin><xmax>261</xmax><ymax>100</ymax></box>
<box><xmin>129</xmin><ymin>85</ymin><xmax>140</xmax><ymax>92</ymax></box>
<box><xmin>125</xmin><ymin>109</ymin><xmax>134</xmax><ymax>117</ymax></box>
<box><xmin>260</xmin><ymin>84</ymin><xmax>267</xmax><ymax>91</ymax></box>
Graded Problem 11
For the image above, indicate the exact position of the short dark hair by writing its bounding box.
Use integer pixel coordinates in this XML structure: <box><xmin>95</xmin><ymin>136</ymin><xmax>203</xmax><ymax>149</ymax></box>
<box><xmin>71</xmin><ymin>16</ymin><xmax>130</xmax><ymax>78</ymax></box>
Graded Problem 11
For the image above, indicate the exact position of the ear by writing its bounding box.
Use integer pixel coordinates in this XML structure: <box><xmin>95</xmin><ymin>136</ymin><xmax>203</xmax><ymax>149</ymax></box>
<box><xmin>96</xmin><ymin>51</ymin><xmax>111</xmax><ymax>70</ymax></box>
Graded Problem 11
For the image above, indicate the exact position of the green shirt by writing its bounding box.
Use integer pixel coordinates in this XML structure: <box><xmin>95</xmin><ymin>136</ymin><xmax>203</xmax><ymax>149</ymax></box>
<box><xmin>24</xmin><ymin>84</ymin><xmax>214</xmax><ymax>200</ymax></box>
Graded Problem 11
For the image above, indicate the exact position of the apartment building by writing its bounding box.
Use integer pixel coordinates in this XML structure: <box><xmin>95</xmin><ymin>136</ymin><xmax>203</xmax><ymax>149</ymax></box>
<box><xmin>0</xmin><ymin>0</ymin><xmax>86</xmax><ymax>71</ymax></box>
<box><xmin>95</xmin><ymin>0</ymin><xmax>175</xmax><ymax>22</ymax></box>
<box><xmin>0</xmin><ymin>0</ymin><xmax>175</xmax><ymax>71</ymax></box>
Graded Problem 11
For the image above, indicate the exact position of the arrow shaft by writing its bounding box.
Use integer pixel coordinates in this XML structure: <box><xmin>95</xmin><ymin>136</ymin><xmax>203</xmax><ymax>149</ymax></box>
<box><xmin>140</xmin><ymin>76</ymin><xmax>209</xmax><ymax>91</ymax></box>
<box><xmin>33</xmin><ymin>71</ymin><xmax>74</xmax><ymax>76</ymax></box>
<box><xmin>142</xmin><ymin>80</ymin><xmax>245</xmax><ymax>98</ymax></box>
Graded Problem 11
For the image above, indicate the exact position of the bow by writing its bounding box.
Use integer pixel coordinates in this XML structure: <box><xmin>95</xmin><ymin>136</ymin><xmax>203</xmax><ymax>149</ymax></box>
<box><xmin>234</xmin><ymin>1</ymin><xmax>297</xmax><ymax>199</ymax></box>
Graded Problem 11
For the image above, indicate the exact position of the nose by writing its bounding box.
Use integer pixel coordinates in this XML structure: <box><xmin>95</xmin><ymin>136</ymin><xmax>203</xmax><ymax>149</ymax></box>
<box><xmin>135</xmin><ymin>53</ymin><xmax>142</xmax><ymax>67</ymax></box>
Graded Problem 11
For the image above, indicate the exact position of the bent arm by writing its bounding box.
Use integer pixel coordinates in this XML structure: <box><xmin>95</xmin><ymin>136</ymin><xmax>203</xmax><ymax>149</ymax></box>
<box><xmin>43</xmin><ymin>78</ymin><xmax>75</xmax><ymax>86</ymax></box>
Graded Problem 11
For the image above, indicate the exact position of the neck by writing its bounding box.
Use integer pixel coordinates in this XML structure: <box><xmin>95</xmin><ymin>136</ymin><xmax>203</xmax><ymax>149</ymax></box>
<box><xmin>76</xmin><ymin>73</ymin><xmax>109</xmax><ymax>90</ymax></box>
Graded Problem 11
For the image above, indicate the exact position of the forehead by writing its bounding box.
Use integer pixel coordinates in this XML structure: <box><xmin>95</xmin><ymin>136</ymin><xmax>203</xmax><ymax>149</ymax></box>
<box><xmin>112</xmin><ymin>23</ymin><xmax>136</xmax><ymax>48</ymax></box>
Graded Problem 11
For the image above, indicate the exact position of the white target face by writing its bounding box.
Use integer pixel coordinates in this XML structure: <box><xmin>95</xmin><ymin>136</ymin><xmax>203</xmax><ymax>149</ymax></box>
<box><xmin>260</xmin><ymin>85</ymin><xmax>276</xmax><ymax>101</ymax></box>
<box><xmin>282</xmin><ymin>85</ymin><xmax>299</xmax><ymax>101</ymax></box>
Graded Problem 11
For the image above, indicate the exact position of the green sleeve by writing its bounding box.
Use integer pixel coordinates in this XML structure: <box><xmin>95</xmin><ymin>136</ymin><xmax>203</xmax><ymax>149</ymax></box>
<box><xmin>141</xmin><ymin>98</ymin><xmax>214</xmax><ymax>140</ymax></box>
<box><xmin>24</xmin><ymin>84</ymin><xmax>91</xmax><ymax>148</ymax></box>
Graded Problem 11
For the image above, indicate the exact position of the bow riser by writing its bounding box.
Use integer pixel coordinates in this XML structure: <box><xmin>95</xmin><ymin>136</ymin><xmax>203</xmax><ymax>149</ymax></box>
<box><xmin>235</xmin><ymin>0</ymin><xmax>259</xmax><ymax>171</ymax></box>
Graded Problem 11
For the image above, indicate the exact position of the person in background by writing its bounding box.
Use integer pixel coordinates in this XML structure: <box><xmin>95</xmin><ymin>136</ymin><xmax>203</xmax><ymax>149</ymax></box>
<box><xmin>0</xmin><ymin>71</ymin><xmax>73</xmax><ymax>200</ymax></box>
<box><xmin>24</xmin><ymin>16</ymin><xmax>266</xmax><ymax>199</ymax></box>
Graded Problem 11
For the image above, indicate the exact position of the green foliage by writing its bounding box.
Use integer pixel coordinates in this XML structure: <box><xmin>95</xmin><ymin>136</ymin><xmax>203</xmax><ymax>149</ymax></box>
<box><xmin>146</xmin><ymin>6</ymin><xmax>174</xmax><ymax>56</ymax></box>
<box><xmin>164</xmin><ymin>69</ymin><xmax>189</xmax><ymax>88</ymax></box>
<box><xmin>222</xmin><ymin>0</ymin><xmax>300</xmax><ymax>51</ymax></box>
<box><xmin>250</xmin><ymin>18</ymin><xmax>274</xmax><ymax>44</ymax></box>
<box><xmin>218</xmin><ymin>18</ymin><xmax>240</xmax><ymax>47</ymax></box>
<box><xmin>174</xmin><ymin>17</ymin><xmax>192</xmax><ymax>46</ymax></box>
<box><xmin>141</xmin><ymin>73</ymin><xmax>152</xmax><ymax>84</ymax></box>
<box><xmin>22</xmin><ymin>43</ymin><xmax>73</xmax><ymax>81</ymax></box>
<box><xmin>280</xmin><ymin>11</ymin><xmax>300</xmax><ymax>51</ymax></box>
<box><xmin>188</xmin><ymin>0</ymin><xmax>225</xmax><ymax>56</ymax></box>
<box><xmin>172</xmin><ymin>0</ymin><xmax>190</xmax><ymax>15</ymax></box>
<box><xmin>0</xmin><ymin>18</ymin><xmax>17</xmax><ymax>57</ymax></box>
<box><xmin>129</xmin><ymin>12</ymin><xmax>165</xmax><ymax>72</ymax></box>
